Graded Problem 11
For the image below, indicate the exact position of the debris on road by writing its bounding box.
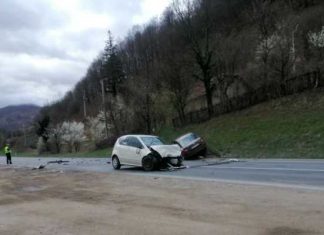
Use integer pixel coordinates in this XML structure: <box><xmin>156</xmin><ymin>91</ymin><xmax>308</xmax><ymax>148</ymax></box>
<box><xmin>33</xmin><ymin>160</ymin><xmax>70</xmax><ymax>170</ymax></box>
<box><xmin>32</xmin><ymin>165</ymin><xmax>46</xmax><ymax>170</ymax></box>
<box><xmin>47</xmin><ymin>160</ymin><xmax>70</xmax><ymax>164</ymax></box>
<box><xmin>165</xmin><ymin>163</ymin><xmax>187</xmax><ymax>171</ymax></box>
<box><xmin>158</xmin><ymin>158</ymin><xmax>239</xmax><ymax>172</ymax></box>
<box><xmin>187</xmin><ymin>158</ymin><xmax>240</xmax><ymax>169</ymax></box>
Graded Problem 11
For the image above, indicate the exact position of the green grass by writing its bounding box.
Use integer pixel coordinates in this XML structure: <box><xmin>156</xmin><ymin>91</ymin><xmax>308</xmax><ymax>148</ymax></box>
<box><xmin>159</xmin><ymin>89</ymin><xmax>324</xmax><ymax>159</ymax></box>
<box><xmin>15</xmin><ymin>148</ymin><xmax>112</xmax><ymax>158</ymax></box>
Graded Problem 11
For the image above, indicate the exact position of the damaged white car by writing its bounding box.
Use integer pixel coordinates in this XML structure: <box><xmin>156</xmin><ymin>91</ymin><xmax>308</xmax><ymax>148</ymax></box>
<box><xmin>111</xmin><ymin>135</ymin><xmax>183</xmax><ymax>171</ymax></box>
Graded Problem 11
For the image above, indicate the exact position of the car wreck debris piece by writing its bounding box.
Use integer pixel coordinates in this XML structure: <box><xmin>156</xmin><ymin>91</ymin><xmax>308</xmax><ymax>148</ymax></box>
<box><xmin>32</xmin><ymin>165</ymin><xmax>46</xmax><ymax>170</ymax></box>
<box><xmin>33</xmin><ymin>160</ymin><xmax>70</xmax><ymax>170</ymax></box>
<box><xmin>47</xmin><ymin>160</ymin><xmax>70</xmax><ymax>164</ymax></box>
<box><xmin>187</xmin><ymin>158</ymin><xmax>240</xmax><ymax>169</ymax></box>
<box><xmin>166</xmin><ymin>163</ymin><xmax>187</xmax><ymax>171</ymax></box>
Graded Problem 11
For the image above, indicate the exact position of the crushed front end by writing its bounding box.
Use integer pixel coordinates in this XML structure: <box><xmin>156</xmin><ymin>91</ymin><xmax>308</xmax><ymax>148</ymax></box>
<box><xmin>149</xmin><ymin>145</ymin><xmax>184</xmax><ymax>170</ymax></box>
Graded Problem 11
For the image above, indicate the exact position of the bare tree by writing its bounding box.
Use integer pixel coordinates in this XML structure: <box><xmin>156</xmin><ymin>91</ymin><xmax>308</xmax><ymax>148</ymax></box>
<box><xmin>212</xmin><ymin>33</ymin><xmax>249</xmax><ymax>103</ymax></box>
<box><xmin>173</xmin><ymin>0</ymin><xmax>217</xmax><ymax>117</ymax></box>
<box><xmin>252</xmin><ymin>0</ymin><xmax>277</xmax><ymax>82</ymax></box>
<box><xmin>49</xmin><ymin>124</ymin><xmax>64</xmax><ymax>153</ymax></box>
<box><xmin>119</xmin><ymin>28</ymin><xmax>156</xmax><ymax>133</ymax></box>
<box><xmin>159</xmin><ymin>7</ymin><xmax>193</xmax><ymax>123</ymax></box>
<box><xmin>268</xmin><ymin>22</ymin><xmax>296</xmax><ymax>89</ymax></box>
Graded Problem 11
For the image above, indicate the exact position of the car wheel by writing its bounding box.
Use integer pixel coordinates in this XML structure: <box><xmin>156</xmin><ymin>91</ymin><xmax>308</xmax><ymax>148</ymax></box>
<box><xmin>201</xmin><ymin>148</ymin><xmax>207</xmax><ymax>157</ymax></box>
<box><xmin>112</xmin><ymin>156</ymin><xmax>121</xmax><ymax>170</ymax></box>
<box><xmin>142</xmin><ymin>154</ymin><xmax>158</xmax><ymax>171</ymax></box>
<box><xmin>176</xmin><ymin>157</ymin><xmax>183</xmax><ymax>167</ymax></box>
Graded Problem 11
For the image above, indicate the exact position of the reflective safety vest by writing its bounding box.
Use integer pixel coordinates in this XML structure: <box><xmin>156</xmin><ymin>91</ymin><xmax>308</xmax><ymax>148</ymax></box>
<box><xmin>4</xmin><ymin>146</ymin><xmax>11</xmax><ymax>154</ymax></box>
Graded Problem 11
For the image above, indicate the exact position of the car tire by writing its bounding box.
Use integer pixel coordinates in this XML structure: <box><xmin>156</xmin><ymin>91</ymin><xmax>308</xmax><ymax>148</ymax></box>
<box><xmin>176</xmin><ymin>157</ymin><xmax>183</xmax><ymax>167</ymax></box>
<box><xmin>142</xmin><ymin>154</ymin><xmax>158</xmax><ymax>171</ymax></box>
<box><xmin>112</xmin><ymin>156</ymin><xmax>121</xmax><ymax>170</ymax></box>
<box><xmin>201</xmin><ymin>148</ymin><xmax>207</xmax><ymax>157</ymax></box>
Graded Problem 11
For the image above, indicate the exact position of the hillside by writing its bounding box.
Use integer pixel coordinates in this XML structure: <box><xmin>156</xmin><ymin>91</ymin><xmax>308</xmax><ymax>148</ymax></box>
<box><xmin>33</xmin><ymin>0</ymin><xmax>324</xmax><ymax>156</ymax></box>
<box><xmin>0</xmin><ymin>105</ymin><xmax>40</xmax><ymax>132</ymax></box>
<box><xmin>41</xmin><ymin>0</ymin><xmax>324</xmax><ymax>136</ymax></box>
<box><xmin>159</xmin><ymin>89</ymin><xmax>324</xmax><ymax>159</ymax></box>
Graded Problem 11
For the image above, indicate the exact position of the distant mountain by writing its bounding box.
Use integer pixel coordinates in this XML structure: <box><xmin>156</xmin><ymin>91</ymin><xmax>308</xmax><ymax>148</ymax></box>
<box><xmin>0</xmin><ymin>105</ymin><xmax>41</xmax><ymax>132</ymax></box>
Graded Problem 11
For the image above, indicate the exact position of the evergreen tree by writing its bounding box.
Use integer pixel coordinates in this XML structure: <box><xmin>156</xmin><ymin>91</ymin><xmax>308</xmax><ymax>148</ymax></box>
<box><xmin>102</xmin><ymin>31</ymin><xmax>125</xmax><ymax>97</ymax></box>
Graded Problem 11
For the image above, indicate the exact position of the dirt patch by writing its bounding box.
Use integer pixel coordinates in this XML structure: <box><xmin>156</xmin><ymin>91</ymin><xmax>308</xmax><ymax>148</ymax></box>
<box><xmin>0</xmin><ymin>166</ymin><xmax>323</xmax><ymax>235</ymax></box>
<box><xmin>265</xmin><ymin>226</ymin><xmax>314</xmax><ymax>235</ymax></box>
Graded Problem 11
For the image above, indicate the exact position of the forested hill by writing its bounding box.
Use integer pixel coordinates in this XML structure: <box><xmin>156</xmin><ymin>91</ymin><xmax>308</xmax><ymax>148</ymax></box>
<box><xmin>0</xmin><ymin>105</ymin><xmax>40</xmax><ymax>132</ymax></box>
<box><xmin>41</xmin><ymin>0</ymin><xmax>324</xmax><ymax>136</ymax></box>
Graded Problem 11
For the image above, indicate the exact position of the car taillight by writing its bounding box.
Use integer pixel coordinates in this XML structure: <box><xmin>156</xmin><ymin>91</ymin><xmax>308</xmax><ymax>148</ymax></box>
<box><xmin>181</xmin><ymin>148</ymin><xmax>188</xmax><ymax>156</ymax></box>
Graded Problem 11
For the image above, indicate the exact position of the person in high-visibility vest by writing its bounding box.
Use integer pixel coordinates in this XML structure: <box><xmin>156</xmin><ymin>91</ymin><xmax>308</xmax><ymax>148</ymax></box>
<box><xmin>4</xmin><ymin>144</ymin><xmax>12</xmax><ymax>165</ymax></box>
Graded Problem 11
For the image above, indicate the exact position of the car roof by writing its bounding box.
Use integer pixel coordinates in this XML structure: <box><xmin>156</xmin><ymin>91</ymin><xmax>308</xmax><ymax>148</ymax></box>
<box><xmin>119</xmin><ymin>134</ymin><xmax>158</xmax><ymax>138</ymax></box>
<box><xmin>175</xmin><ymin>132</ymin><xmax>195</xmax><ymax>141</ymax></box>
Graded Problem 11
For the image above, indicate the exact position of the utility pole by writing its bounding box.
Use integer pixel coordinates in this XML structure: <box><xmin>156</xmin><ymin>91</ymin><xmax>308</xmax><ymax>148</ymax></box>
<box><xmin>100</xmin><ymin>79</ymin><xmax>109</xmax><ymax>138</ymax></box>
<box><xmin>292</xmin><ymin>24</ymin><xmax>299</xmax><ymax>74</ymax></box>
<box><xmin>23</xmin><ymin>124</ymin><xmax>27</xmax><ymax>147</ymax></box>
<box><xmin>83</xmin><ymin>89</ymin><xmax>87</xmax><ymax>118</ymax></box>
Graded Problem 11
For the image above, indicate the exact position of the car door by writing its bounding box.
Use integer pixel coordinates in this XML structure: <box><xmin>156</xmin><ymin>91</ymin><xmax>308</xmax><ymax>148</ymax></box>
<box><xmin>132</xmin><ymin>137</ymin><xmax>144</xmax><ymax>166</ymax></box>
<box><xmin>126</xmin><ymin>137</ymin><xmax>143</xmax><ymax>166</ymax></box>
<box><xmin>117</xmin><ymin>136</ymin><xmax>130</xmax><ymax>164</ymax></box>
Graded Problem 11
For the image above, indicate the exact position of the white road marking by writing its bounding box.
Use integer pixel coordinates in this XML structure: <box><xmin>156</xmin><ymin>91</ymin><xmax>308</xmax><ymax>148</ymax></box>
<box><xmin>241</xmin><ymin>159</ymin><xmax>324</xmax><ymax>163</ymax></box>
<box><xmin>204</xmin><ymin>166</ymin><xmax>324</xmax><ymax>172</ymax></box>
<box><xmin>132</xmin><ymin>173</ymin><xmax>324</xmax><ymax>191</ymax></box>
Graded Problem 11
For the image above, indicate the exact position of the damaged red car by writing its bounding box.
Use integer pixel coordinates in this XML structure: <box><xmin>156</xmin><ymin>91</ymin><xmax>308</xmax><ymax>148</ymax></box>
<box><xmin>173</xmin><ymin>133</ymin><xmax>207</xmax><ymax>159</ymax></box>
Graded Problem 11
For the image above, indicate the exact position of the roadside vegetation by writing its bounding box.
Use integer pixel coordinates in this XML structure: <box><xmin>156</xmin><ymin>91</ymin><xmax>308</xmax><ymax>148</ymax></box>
<box><xmin>160</xmin><ymin>89</ymin><xmax>324</xmax><ymax>159</ymax></box>
<box><xmin>15</xmin><ymin>89</ymin><xmax>324</xmax><ymax>159</ymax></box>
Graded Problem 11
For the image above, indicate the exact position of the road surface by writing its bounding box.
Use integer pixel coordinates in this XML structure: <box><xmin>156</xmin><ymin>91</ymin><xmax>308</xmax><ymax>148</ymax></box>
<box><xmin>1</xmin><ymin>165</ymin><xmax>324</xmax><ymax>235</ymax></box>
<box><xmin>2</xmin><ymin>156</ymin><xmax>324</xmax><ymax>190</ymax></box>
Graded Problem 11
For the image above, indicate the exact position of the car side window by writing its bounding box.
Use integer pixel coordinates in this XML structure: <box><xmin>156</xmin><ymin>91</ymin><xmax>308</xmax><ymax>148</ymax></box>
<box><xmin>127</xmin><ymin>137</ymin><xmax>143</xmax><ymax>149</ymax></box>
<box><xmin>119</xmin><ymin>137</ymin><xmax>128</xmax><ymax>146</ymax></box>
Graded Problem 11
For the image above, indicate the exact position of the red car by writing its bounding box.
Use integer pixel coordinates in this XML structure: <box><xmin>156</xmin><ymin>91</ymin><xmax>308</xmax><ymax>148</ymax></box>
<box><xmin>173</xmin><ymin>133</ymin><xmax>207</xmax><ymax>159</ymax></box>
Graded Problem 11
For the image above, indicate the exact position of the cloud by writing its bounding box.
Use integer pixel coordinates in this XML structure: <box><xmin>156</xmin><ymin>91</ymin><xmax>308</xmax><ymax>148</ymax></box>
<box><xmin>0</xmin><ymin>0</ymin><xmax>65</xmax><ymax>31</ymax></box>
<box><xmin>133</xmin><ymin>0</ymin><xmax>172</xmax><ymax>25</ymax></box>
<box><xmin>0</xmin><ymin>0</ymin><xmax>172</xmax><ymax>109</ymax></box>
<box><xmin>0</xmin><ymin>52</ymin><xmax>88</xmax><ymax>107</ymax></box>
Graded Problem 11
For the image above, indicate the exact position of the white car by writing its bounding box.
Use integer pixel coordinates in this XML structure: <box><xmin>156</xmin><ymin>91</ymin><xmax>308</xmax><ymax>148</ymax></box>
<box><xmin>111</xmin><ymin>135</ymin><xmax>183</xmax><ymax>171</ymax></box>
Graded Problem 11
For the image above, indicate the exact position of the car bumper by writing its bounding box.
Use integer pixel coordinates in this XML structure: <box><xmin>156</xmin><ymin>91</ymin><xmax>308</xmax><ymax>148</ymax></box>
<box><xmin>183</xmin><ymin>143</ymin><xmax>206</xmax><ymax>158</ymax></box>
<box><xmin>161</xmin><ymin>156</ymin><xmax>183</xmax><ymax>167</ymax></box>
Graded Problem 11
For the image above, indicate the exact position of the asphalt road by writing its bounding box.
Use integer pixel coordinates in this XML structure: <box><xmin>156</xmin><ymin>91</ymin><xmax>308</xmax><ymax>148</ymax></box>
<box><xmin>154</xmin><ymin>159</ymin><xmax>324</xmax><ymax>190</ymax></box>
<box><xmin>2</xmin><ymin>156</ymin><xmax>324</xmax><ymax>190</ymax></box>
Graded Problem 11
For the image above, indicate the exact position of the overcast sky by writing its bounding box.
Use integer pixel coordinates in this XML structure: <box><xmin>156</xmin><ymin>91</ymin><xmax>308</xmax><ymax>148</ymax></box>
<box><xmin>0</xmin><ymin>0</ymin><xmax>172</xmax><ymax>108</ymax></box>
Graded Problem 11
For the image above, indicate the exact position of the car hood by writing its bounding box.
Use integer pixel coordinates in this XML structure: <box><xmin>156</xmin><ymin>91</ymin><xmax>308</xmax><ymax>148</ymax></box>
<box><xmin>151</xmin><ymin>145</ymin><xmax>181</xmax><ymax>158</ymax></box>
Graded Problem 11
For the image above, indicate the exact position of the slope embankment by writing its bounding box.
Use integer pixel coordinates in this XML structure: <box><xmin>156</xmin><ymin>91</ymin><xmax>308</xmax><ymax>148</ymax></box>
<box><xmin>160</xmin><ymin>89</ymin><xmax>324</xmax><ymax>159</ymax></box>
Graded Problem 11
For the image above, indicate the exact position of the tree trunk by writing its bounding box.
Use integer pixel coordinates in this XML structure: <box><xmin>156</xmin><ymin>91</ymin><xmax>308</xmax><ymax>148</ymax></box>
<box><xmin>205</xmin><ymin>86</ymin><xmax>214</xmax><ymax>117</ymax></box>
<box><xmin>177</xmin><ymin>105</ymin><xmax>186</xmax><ymax>125</ymax></box>
<box><xmin>145</xmin><ymin>94</ymin><xmax>152</xmax><ymax>134</ymax></box>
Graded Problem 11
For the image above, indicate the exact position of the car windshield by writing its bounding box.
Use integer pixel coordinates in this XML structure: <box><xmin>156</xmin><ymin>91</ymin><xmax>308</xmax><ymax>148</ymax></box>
<box><xmin>177</xmin><ymin>133</ymin><xmax>199</xmax><ymax>147</ymax></box>
<box><xmin>140</xmin><ymin>136</ymin><xmax>165</xmax><ymax>147</ymax></box>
